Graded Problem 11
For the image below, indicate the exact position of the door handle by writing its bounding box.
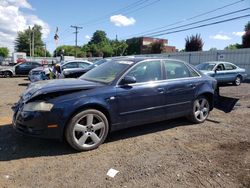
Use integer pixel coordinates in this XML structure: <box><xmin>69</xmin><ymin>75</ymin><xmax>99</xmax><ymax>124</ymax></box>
<box><xmin>187</xmin><ymin>84</ymin><xmax>196</xmax><ymax>88</ymax></box>
<box><xmin>157</xmin><ymin>88</ymin><xmax>165</xmax><ymax>93</ymax></box>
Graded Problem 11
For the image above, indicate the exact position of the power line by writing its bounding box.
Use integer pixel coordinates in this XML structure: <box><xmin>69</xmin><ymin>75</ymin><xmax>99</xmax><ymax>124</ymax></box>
<box><xmin>147</xmin><ymin>14</ymin><xmax>250</xmax><ymax>38</ymax></box>
<box><xmin>78</xmin><ymin>0</ymin><xmax>160</xmax><ymax>27</ymax></box>
<box><xmin>78</xmin><ymin>0</ymin><xmax>150</xmax><ymax>26</ymax></box>
<box><xmin>141</xmin><ymin>7</ymin><xmax>250</xmax><ymax>37</ymax></box>
<box><xmin>124</xmin><ymin>0</ymin><xmax>245</xmax><ymax>38</ymax></box>
<box><xmin>70</xmin><ymin>25</ymin><xmax>83</xmax><ymax>57</ymax></box>
<box><xmin>44</xmin><ymin>0</ymin><xmax>155</xmax><ymax>45</ymax></box>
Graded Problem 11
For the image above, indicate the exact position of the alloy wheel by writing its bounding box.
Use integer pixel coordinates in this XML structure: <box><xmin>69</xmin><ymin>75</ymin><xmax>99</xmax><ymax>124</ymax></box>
<box><xmin>72</xmin><ymin>113</ymin><xmax>106</xmax><ymax>149</ymax></box>
<box><xmin>235</xmin><ymin>76</ymin><xmax>241</xmax><ymax>86</ymax></box>
<box><xmin>194</xmin><ymin>98</ymin><xmax>209</xmax><ymax>122</ymax></box>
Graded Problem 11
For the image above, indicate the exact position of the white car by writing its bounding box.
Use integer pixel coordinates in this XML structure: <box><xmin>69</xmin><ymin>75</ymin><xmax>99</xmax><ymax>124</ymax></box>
<box><xmin>57</xmin><ymin>60</ymin><xmax>93</xmax><ymax>78</ymax></box>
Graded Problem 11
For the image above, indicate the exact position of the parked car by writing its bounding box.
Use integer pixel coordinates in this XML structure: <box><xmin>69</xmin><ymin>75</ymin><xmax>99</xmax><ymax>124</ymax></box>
<box><xmin>12</xmin><ymin>57</ymin><xmax>217</xmax><ymax>151</ymax></box>
<box><xmin>0</xmin><ymin>61</ymin><xmax>42</xmax><ymax>77</ymax></box>
<box><xmin>58</xmin><ymin>60</ymin><xmax>92</xmax><ymax>78</ymax></box>
<box><xmin>196</xmin><ymin>61</ymin><xmax>247</xmax><ymax>86</ymax></box>
<box><xmin>63</xmin><ymin>59</ymin><xmax>109</xmax><ymax>78</ymax></box>
<box><xmin>28</xmin><ymin>66</ymin><xmax>51</xmax><ymax>82</ymax></box>
<box><xmin>63</xmin><ymin>57</ymin><xmax>135</xmax><ymax>78</ymax></box>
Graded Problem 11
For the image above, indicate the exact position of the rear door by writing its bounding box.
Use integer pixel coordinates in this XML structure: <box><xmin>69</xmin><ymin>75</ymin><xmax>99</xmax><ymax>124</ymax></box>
<box><xmin>223</xmin><ymin>63</ymin><xmax>238</xmax><ymax>82</ymax></box>
<box><xmin>161</xmin><ymin>60</ymin><xmax>199</xmax><ymax>118</ymax></box>
<box><xmin>15</xmin><ymin>62</ymin><xmax>31</xmax><ymax>75</ymax></box>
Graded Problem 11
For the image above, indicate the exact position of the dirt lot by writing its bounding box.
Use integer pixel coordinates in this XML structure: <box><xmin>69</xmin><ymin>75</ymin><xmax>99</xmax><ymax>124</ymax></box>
<box><xmin>0</xmin><ymin>77</ymin><xmax>249</xmax><ymax>188</ymax></box>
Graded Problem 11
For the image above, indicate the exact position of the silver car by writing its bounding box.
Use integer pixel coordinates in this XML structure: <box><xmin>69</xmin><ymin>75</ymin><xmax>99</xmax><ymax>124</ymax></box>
<box><xmin>57</xmin><ymin>60</ymin><xmax>92</xmax><ymax>78</ymax></box>
<box><xmin>196</xmin><ymin>61</ymin><xmax>247</xmax><ymax>86</ymax></box>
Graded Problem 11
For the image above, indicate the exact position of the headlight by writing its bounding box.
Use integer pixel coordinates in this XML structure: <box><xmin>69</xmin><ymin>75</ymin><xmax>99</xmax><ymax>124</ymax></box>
<box><xmin>23</xmin><ymin>102</ymin><xmax>54</xmax><ymax>112</ymax></box>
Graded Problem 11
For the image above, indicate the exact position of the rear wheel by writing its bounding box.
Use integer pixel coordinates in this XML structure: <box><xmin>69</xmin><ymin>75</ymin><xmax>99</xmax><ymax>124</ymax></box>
<box><xmin>188</xmin><ymin>96</ymin><xmax>210</xmax><ymax>123</ymax></box>
<box><xmin>234</xmin><ymin>76</ymin><xmax>241</xmax><ymax>86</ymax></box>
<box><xmin>65</xmin><ymin>109</ymin><xmax>109</xmax><ymax>151</ymax></box>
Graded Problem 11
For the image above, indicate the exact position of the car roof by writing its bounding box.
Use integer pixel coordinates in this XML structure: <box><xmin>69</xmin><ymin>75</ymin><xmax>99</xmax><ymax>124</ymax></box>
<box><xmin>59</xmin><ymin>60</ymin><xmax>92</xmax><ymax>66</ymax></box>
<box><xmin>109</xmin><ymin>57</ymin><xmax>187</xmax><ymax>64</ymax></box>
<box><xmin>201</xmin><ymin>61</ymin><xmax>232</xmax><ymax>64</ymax></box>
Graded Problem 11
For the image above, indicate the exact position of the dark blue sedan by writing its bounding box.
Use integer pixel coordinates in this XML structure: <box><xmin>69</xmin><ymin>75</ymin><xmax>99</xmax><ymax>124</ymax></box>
<box><xmin>12</xmin><ymin>57</ymin><xmax>217</xmax><ymax>151</ymax></box>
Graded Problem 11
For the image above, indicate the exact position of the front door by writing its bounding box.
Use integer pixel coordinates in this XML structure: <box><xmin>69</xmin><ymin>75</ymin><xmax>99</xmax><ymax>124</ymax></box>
<box><xmin>116</xmin><ymin>60</ymin><xmax>166</xmax><ymax>128</ymax></box>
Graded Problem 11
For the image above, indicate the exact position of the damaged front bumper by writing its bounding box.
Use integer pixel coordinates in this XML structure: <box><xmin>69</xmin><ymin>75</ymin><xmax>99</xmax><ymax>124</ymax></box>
<box><xmin>12</xmin><ymin>100</ymin><xmax>64</xmax><ymax>139</ymax></box>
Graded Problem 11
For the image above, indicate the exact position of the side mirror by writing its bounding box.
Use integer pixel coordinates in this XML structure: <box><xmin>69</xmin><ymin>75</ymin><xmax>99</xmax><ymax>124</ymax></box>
<box><xmin>214</xmin><ymin>69</ymin><xmax>217</xmax><ymax>74</ymax></box>
<box><xmin>120</xmin><ymin>76</ymin><xmax>136</xmax><ymax>86</ymax></box>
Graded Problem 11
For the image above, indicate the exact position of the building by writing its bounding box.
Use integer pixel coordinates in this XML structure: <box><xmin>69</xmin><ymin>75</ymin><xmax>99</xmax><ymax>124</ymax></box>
<box><xmin>126</xmin><ymin>37</ymin><xmax>176</xmax><ymax>54</ymax></box>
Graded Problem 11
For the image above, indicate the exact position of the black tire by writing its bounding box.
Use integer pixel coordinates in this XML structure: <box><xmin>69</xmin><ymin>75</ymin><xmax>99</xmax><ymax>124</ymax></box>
<box><xmin>234</xmin><ymin>76</ymin><xmax>242</xmax><ymax>86</ymax></box>
<box><xmin>4</xmin><ymin>71</ymin><xmax>12</xmax><ymax>78</ymax></box>
<box><xmin>187</xmin><ymin>96</ymin><xmax>210</xmax><ymax>124</ymax></box>
<box><xmin>65</xmin><ymin>109</ymin><xmax>109</xmax><ymax>151</ymax></box>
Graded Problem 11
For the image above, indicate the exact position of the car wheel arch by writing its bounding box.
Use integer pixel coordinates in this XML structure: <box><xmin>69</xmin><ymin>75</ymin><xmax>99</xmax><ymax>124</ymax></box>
<box><xmin>196</xmin><ymin>92</ymin><xmax>214</xmax><ymax>111</ymax></box>
<box><xmin>62</xmin><ymin>103</ymin><xmax>112</xmax><ymax>139</ymax></box>
<box><xmin>4</xmin><ymin>70</ymin><xmax>13</xmax><ymax>77</ymax></box>
<box><xmin>236</xmin><ymin>74</ymin><xmax>243</xmax><ymax>80</ymax></box>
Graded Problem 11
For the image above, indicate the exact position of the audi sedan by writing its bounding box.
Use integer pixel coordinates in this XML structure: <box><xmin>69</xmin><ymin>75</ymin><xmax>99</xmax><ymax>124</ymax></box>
<box><xmin>12</xmin><ymin>57</ymin><xmax>217</xmax><ymax>151</ymax></box>
<box><xmin>196</xmin><ymin>61</ymin><xmax>247</xmax><ymax>86</ymax></box>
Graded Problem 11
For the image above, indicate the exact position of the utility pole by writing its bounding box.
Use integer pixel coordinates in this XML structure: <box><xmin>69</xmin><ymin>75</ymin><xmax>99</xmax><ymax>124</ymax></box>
<box><xmin>32</xmin><ymin>27</ymin><xmax>35</xmax><ymax>58</ymax></box>
<box><xmin>44</xmin><ymin>43</ymin><xmax>47</xmax><ymax>58</ymax></box>
<box><xmin>70</xmin><ymin>25</ymin><xmax>83</xmax><ymax>58</ymax></box>
<box><xmin>29</xmin><ymin>26</ymin><xmax>31</xmax><ymax>57</ymax></box>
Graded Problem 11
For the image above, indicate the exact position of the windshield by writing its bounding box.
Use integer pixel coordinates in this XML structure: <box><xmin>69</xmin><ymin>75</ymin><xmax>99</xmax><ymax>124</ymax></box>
<box><xmin>80</xmin><ymin>60</ymin><xmax>133</xmax><ymax>84</ymax></box>
<box><xmin>196</xmin><ymin>62</ymin><xmax>216</xmax><ymax>71</ymax></box>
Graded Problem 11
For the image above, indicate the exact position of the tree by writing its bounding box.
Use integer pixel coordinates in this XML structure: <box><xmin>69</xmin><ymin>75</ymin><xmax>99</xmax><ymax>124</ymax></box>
<box><xmin>89</xmin><ymin>30</ymin><xmax>109</xmax><ymax>45</ymax></box>
<box><xmin>126</xmin><ymin>37</ymin><xmax>141</xmax><ymax>55</ymax></box>
<box><xmin>151</xmin><ymin>41</ymin><xmax>164</xmax><ymax>54</ymax></box>
<box><xmin>185</xmin><ymin>34</ymin><xmax>204</xmax><ymax>51</ymax></box>
<box><xmin>242</xmin><ymin>21</ymin><xmax>250</xmax><ymax>48</ymax></box>
<box><xmin>209</xmin><ymin>47</ymin><xmax>217</xmax><ymax>51</ymax></box>
<box><xmin>0</xmin><ymin>47</ymin><xmax>9</xmax><ymax>58</ymax></box>
<box><xmin>15</xmin><ymin>24</ymin><xmax>45</xmax><ymax>56</ymax></box>
<box><xmin>110</xmin><ymin>40</ymin><xmax>128</xmax><ymax>56</ymax></box>
<box><xmin>224</xmin><ymin>43</ymin><xmax>242</xmax><ymax>50</ymax></box>
<box><xmin>54</xmin><ymin>45</ymin><xmax>86</xmax><ymax>57</ymax></box>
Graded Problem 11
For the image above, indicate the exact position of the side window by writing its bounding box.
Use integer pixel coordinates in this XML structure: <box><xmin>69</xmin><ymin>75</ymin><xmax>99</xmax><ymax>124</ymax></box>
<box><xmin>215</xmin><ymin>64</ymin><xmax>225</xmax><ymax>71</ymax></box>
<box><xmin>189</xmin><ymin>67</ymin><xmax>200</xmax><ymax>77</ymax></box>
<box><xmin>32</xmin><ymin>62</ymin><xmax>41</xmax><ymax>68</ymax></box>
<box><xmin>18</xmin><ymin>62</ymin><xmax>29</xmax><ymax>68</ymax></box>
<box><xmin>62</xmin><ymin>62</ymin><xmax>78</xmax><ymax>69</ymax></box>
<box><xmin>126</xmin><ymin>60</ymin><xmax>162</xmax><ymax>83</ymax></box>
<box><xmin>164</xmin><ymin>61</ymin><xmax>191</xmax><ymax>79</ymax></box>
<box><xmin>224</xmin><ymin>63</ymin><xmax>236</xmax><ymax>70</ymax></box>
<box><xmin>78</xmin><ymin>62</ymin><xmax>89</xmax><ymax>68</ymax></box>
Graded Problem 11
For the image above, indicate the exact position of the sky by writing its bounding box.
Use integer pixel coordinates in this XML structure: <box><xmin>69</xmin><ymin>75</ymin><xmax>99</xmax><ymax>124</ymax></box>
<box><xmin>0</xmin><ymin>0</ymin><xmax>249</xmax><ymax>54</ymax></box>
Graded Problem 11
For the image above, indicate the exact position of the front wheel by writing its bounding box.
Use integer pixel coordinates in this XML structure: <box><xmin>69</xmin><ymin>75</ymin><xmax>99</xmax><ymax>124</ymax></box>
<box><xmin>65</xmin><ymin>109</ymin><xmax>109</xmax><ymax>151</ymax></box>
<box><xmin>4</xmin><ymin>71</ymin><xmax>12</xmax><ymax>78</ymax></box>
<box><xmin>234</xmin><ymin>76</ymin><xmax>241</xmax><ymax>86</ymax></box>
<box><xmin>187</xmin><ymin>96</ymin><xmax>210</xmax><ymax>123</ymax></box>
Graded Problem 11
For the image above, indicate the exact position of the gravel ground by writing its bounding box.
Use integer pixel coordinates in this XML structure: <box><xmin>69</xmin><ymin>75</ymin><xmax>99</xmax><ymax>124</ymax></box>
<box><xmin>0</xmin><ymin>77</ymin><xmax>249</xmax><ymax>188</ymax></box>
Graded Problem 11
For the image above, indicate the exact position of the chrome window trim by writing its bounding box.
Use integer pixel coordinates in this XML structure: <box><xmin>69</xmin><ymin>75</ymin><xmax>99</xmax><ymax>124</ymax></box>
<box><xmin>116</xmin><ymin>59</ymin><xmax>201</xmax><ymax>87</ymax></box>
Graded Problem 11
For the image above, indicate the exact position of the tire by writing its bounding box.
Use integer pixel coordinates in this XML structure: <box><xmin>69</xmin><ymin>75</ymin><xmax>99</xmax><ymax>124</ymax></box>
<box><xmin>4</xmin><ymin>71</ymin><xmax>12</xmax><ymax>78</ymax></box>
<box><xmin>65</xmin><ymin>109</ymin><xmax>109</xmax><ymax>151</ymax></box>
<box><xmin>234</xmin><ymin>76</ymin><xmax>242</xmax><ymax>86</ymax></box>
<box><xmin>187</xmin><ymin>96</ymin><xmax>210</xmax><ymax>124</ymax></box>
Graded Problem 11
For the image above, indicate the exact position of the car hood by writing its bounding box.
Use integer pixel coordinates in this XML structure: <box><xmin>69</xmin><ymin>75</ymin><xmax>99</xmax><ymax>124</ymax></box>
<box><xmin>22</xmin><ymin>78</ymin><xmax>104</xmax><ymax>102</ymax></box>
<box><xmin>0</xmin><ymin>66</ymin><xmax>14</xmax><ymax>71</ymax></box>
